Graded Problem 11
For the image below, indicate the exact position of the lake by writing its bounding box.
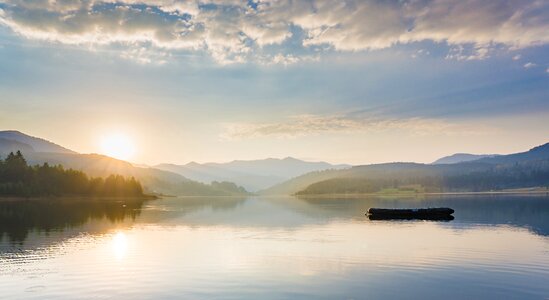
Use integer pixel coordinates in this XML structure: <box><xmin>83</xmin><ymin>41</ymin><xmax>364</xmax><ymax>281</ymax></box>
<box><xmin>1</xmin><ymin>195</ymin><xmax>549</xmax><ymax>299</ymax></box>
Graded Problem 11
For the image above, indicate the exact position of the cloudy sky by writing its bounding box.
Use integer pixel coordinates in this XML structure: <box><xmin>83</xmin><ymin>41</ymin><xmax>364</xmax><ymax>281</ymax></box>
<box><xmin>0</xmin><ymin>0</ymin><xmax>548</xmax><ymax>165</ymax></box>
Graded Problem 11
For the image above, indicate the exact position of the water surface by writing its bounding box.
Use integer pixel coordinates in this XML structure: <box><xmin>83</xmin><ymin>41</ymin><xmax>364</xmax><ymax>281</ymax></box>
<box><xmin>1</xmin><ymin>195</ymin><xmax>549</xmax><ymax>299</ymax></box>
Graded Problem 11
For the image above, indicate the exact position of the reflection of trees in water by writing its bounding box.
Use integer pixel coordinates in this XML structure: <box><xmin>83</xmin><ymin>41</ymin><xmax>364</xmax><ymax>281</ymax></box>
<box><xmin>3</xmin><ymin>194</ymin><xmax>546</xmax><ymax>249</ymax></box>
<box><xmin>142</xmin><ymin>195</ymin><xmax>549</xmax><ymax>236</ymax></box>
<box><xmin>0</xmin><ymin>198</ymin><xmax>145</xmax><ymax>245</ymax></box>
<box><xmin>172</xmin><ymin>196</ymin><xmax>247</xmax><ymax>211</ymax></box>
<box><xmin>139</xmin><ymin>196</ymin><xmax>247</xmax><ymax>223</ymax></box>
<box><xmin>295</xmin><ymin>194</ymin><xmax>549</xmax><ymax>236</ymax></box>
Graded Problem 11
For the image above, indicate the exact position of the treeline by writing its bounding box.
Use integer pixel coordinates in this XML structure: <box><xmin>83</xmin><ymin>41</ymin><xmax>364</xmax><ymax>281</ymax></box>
<box><xmin>296</xmin><ymin>177</ymin><xmax>441</xmax><ymax>195</ymax></box>
<box><xmin>443</xmin><ymin>161</ymin><xmax>549</xmax><ymax>191</ymax></box>
<box><xmin>0</xmin><ymin>151</ymin><xmax>144</xmax><ymax>197</ymax></box>
<box><xmin>297</xmin><ymin>161</ymin><xmax>549</xmax><ymax>195</ymax></box>
<box><xmin>0</xmin><ymin>198</ymin><xmax>145</xmax><ymax>244</ymax></box>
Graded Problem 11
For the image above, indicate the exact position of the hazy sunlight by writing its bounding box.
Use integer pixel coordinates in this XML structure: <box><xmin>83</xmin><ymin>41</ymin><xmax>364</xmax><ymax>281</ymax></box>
<box><xmin>100</xmin><ymin>133</ymin><xmax>135</xmax><ymax>161</ymax></box>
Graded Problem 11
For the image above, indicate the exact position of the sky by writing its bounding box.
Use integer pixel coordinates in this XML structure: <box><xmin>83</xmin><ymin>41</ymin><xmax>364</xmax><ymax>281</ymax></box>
<box><xmin>0</xmin><ymin>0</ymin><xmax>548</xmax><ymax>165</ymax></box>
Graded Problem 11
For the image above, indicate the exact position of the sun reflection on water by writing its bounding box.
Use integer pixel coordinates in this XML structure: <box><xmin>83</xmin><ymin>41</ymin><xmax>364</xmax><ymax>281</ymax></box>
<box><xmin>1</xmin><ymin>196</ymin><xmax>549</xmax><ymax>299</ymax></box>
<box><xmin>112</xmin><ymin>231</ymin><xmax>128</xmax><ymax>260</ymax></box>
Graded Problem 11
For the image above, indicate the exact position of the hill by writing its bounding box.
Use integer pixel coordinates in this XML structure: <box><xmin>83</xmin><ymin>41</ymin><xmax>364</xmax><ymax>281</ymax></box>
<box><xmin>155</xmin><ymin>162</ymin><xmax>281</xmax><ymax>192</ymax></box>
<box><xmin>475</xmin><ymin>142</ymin><xmax>549</xmax><ymax>164</ymax></box>
<box><xmin>264</xmin><ymin>142</ymin><xmax>549</xmax><ymax>195</ymax></box>
<box><xmin>432</xmin><ymin>153</ymin><xmax>497</xmax><ymax>164</ymax></box>
<box><xmin>0</xmin><ymin>131</ymin><xmax>248</xmax><ymax>196</ymax></box>
<box><xmin>155</xmin><ymin>157</ymin><xmax>349</xmax><ymax>192</ymax></box>
<box><xmin>0</xmin><ymin>151</ymin><xmax>145</xmax><ymax>197</ymax></box>
<box><xmin>0</xmin><ymin>138</ymin><xmax>35</xmax><ymax>154</ymax></box>
<box><xmin>260</xmin><ymin>168</ymin><xmax>346</xmax><ymax>195</ymax></box>
<box><xmin>0</xmin><ymin>130</ymin><xmax>75</xmax><ymax>154</ymax></box>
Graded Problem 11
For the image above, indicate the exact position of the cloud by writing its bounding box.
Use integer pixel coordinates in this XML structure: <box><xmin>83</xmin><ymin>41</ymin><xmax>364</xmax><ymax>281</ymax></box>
<box><xmin>445</xmin><ymin>44</ymin><xmax>492</xmax><ymax>61</ymax></box>
<box><xmin>119</xmin><ymin>46</ymin><xmax>170</xmax><ymax>64</ymax></box>
<box><xmin>0</xmin><ymin>0</ymin><xmax>548</xmax><ymax>64</ymax></box>
<box><xmin>411</xmin><ymin>48</ymin><xmax>430</xmax><ymax>58</ymax></box>
<box><xmin>221</xmin><ymin>114</ymin><xmax>493</xmax><ymax>140</ymax></box>
<box><xmin>524</xmin><ymin>62</ymin><xmax>537</xmax><ymax>68</ymax></box>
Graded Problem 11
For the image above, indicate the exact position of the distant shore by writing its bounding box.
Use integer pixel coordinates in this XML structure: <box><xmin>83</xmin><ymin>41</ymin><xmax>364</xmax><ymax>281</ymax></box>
<box><xmin>294</xmin><ymin>188</ymin><xmax>549</xmax><ymax>198</ymax></box>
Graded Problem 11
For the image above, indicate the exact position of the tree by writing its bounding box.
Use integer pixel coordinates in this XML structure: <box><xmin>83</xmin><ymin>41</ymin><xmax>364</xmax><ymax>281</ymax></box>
<box><xmin>0</xmin><ymin>152</ymin><xmax>145</xmax><ymax>197</ymax></box>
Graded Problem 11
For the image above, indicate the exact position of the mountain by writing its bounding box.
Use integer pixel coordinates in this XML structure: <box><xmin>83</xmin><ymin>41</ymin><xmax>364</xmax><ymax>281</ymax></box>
<box><xmin>155</xmin><ymin>157</ymin><xmax>350</xmax><ymax>192</ymax></box>
<box><xmin>264</xmin><ymin>142</ymin><xmax>549</xmax><ymax>195</ymax></box>
<box><xmin>21</xmin><ymin>152</ymin><xmax>249</xmax><ymax>196</ymax></box>
<box><xmin>475</xmin><ymin>142</ymin><xmax>549</xmax><ymax>164</ymax></box>
<box><xmin>156</xmin><ymin>162</ymin><xmax>281</xmax><ymax>192</ymax></box>
<box><xmin>259</xmin><ymin>168</ymin><xmax>344</xmax><ymax>195</ymax></box>
<box><xmin>432</xmin><ymin>143</ymin><xmax>549</xmax><ymax>165</ymax></box>
<box><xmin>432</xmin><ymin>153</ymin><xmax>497</xmax><ymax>164</ymax></box>
<box><xmin>0</xmin><ymin>130</ymin><xmax>248</xmax><ymax>196</ymax></box>
<box><xmin>0</xmin><ymin>137</ymin><xmax>35</xmax><ymax>154</ymax></box>
<box><xmin>260</xmin><ymin>162</ymin><xmax>449</xmax><ymax>195</ymax></box>
<box><xmin>0</xmin><ymin>130</ymin><xmax>75</xmax><ymax>154</ymax></box>
<box><xmin>207</xmin><ymin>157</ymin><xmax>349</xmax><ymax>178</ymax></box>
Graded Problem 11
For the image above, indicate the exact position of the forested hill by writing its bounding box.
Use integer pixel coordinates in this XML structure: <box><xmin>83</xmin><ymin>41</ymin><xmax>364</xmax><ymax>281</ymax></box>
<box><xmin>0</xmin><ymin>131</ymin><xmax>250</xmax><ymax>197</ymax></box>
<box><xmin>0</xmin><ymin>151</ymin><xmax>145</xmax><ymax>197</ymax></box>
<box><xmin>263</xmin><ymin>142</ymin><xmax>549</xmax><ymax>195</ymax></box>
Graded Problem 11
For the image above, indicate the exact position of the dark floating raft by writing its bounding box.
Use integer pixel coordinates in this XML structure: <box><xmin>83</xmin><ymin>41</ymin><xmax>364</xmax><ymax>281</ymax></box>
<box><xmin>366</xmin><ymin>207</ymin><xmax>455</xmax><ymax>221</ymax></box>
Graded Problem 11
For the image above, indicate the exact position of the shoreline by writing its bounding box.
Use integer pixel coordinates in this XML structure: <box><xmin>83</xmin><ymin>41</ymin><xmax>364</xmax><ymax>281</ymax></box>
<box><xmin>294</xmin><ymin>189</ymin><xmax>549</xmax><ymax>198</ymax></box>
<box><xmin>0</xmin><ymin>194</ymin><xmax>158</xmax><ymax>202</ymax></box>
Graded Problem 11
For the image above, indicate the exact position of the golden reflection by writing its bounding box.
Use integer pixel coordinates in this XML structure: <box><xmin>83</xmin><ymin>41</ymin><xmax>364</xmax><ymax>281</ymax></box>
<box><xmin>112</xmin><ymin>231</ymin><xmax>128</xmax><ymax>260</ymax></box>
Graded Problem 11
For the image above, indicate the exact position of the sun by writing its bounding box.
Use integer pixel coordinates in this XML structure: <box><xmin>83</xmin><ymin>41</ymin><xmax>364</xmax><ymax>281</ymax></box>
<box><xmin>100</xmin><ymin>133</ymin><xmax>136</xmax><ymax>161</ymax></box>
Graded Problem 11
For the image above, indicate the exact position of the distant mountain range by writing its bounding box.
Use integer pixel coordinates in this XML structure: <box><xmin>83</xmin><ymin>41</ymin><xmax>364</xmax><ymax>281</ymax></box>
<box><xmin>3</xmin><ymin>130</ymin><xmax>548</xmax><ymax>196</ymax></box>
<box><xmin>263</xmin><ymin>143</ymin><xmax>549</xmax><ymax>195</ymax></box>
<box><xmin>155</xmin><ymin>158</ymin><xmax>349</xmax><ymax>192</ymax></box>
<box><xmin>0</xmin><ymin>131</ymin><xmax>248</xmax><ymax>196</ymax></box>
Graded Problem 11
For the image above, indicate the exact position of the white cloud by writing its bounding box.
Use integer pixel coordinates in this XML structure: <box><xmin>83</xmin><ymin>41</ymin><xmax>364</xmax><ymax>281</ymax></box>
<box><xmin>513</xmin><ymin>54</ymin><xmax>522</xmax><ymax>60</ymax></box>
<box><xmin>258</xmin><ymin>53</ymin><xmax>319</xmax><ymax>66</ymax></box>
<box><xmin>445</xmin><ymin>44</ymin><xmax>492</xmax><ymax>61</ymax></box>
<box><xmin>119</xmin><ymin>46</ymin><xmax>170</xmax><ymax>64</ymax></box>
<box><xmin>524</xmin><ymin>62</ymin><xmax>537</xmax><ymax>68</ymax></box>
<box><xmin>0</xmin><ymin>0</ymin><xmax>548</xmax><ymax>64</ymax></box>
<box><xmin>221</xmin><ymin>114</ymin><xmax>493</xmax><ymax>140</ymax></box>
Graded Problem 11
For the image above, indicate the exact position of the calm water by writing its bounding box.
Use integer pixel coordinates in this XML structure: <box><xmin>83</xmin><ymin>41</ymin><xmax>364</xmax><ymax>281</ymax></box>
<box><xmin>1</xmin><ymin>195</ymin><xmax>549</xmax><ymax>299</ymax></box>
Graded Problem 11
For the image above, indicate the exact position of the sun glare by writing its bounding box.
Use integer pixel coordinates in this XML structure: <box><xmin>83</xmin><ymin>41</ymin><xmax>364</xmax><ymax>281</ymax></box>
<box><xmin>100</xmin><ymin>133</ymin><xmax>136</xmax><ymax>161</ymax></box>
<box><xmin>112</xmin><ymin>231</ymin><xmax>128</xmax><ymax>260</ymax></box>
